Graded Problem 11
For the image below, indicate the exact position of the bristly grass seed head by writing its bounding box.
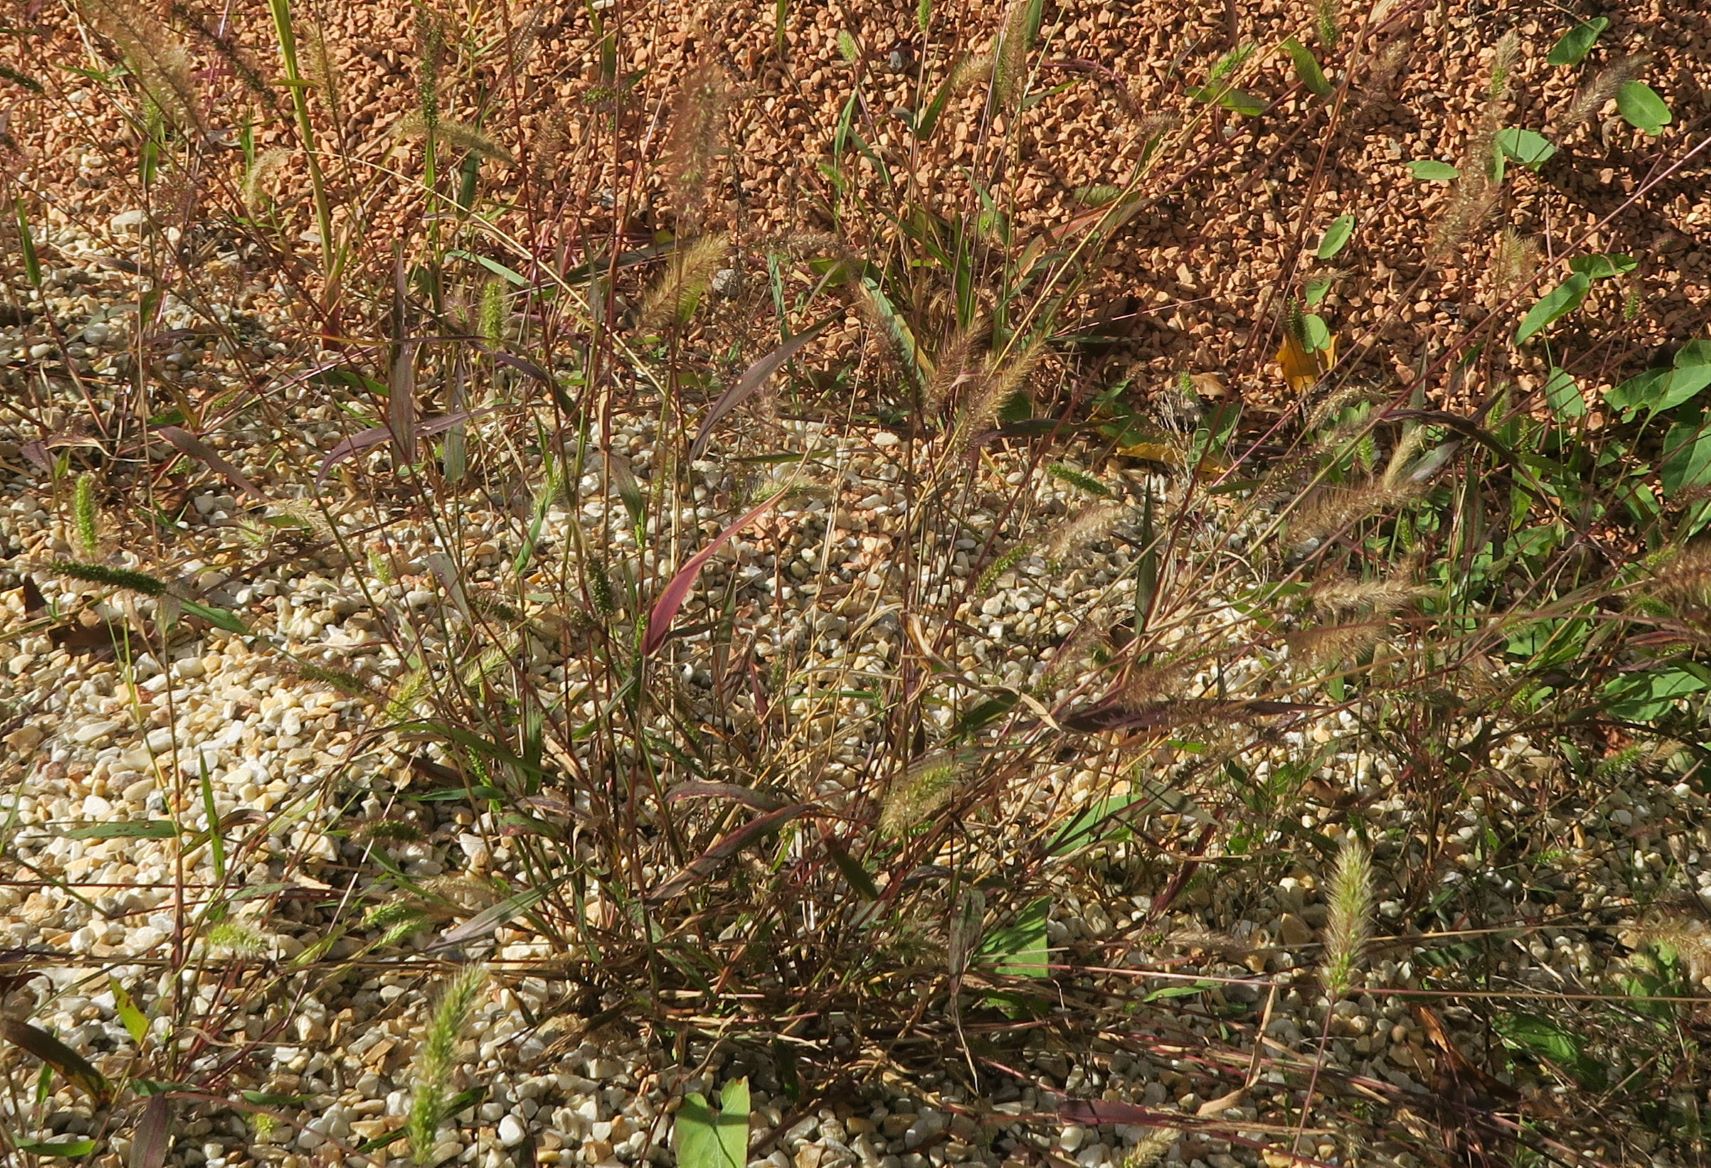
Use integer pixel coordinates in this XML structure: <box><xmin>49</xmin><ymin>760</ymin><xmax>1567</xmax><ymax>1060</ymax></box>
<box><xmin>393</xmin><ymin>113</ymin><xmax>515</xmax><ymax>163</ymax></box>
<box><xmin>1562</xmin><ymin>53</ymin><xmax>1653</xmax><ymax>131</ymax></box>
<box><xmin>73</xmin><ymin>472</ymin><xmax>100</xmax><ymax>557</ymax></box>
<box><xmin>1320</xmin><ymin>836</ymin><xmax>1374</xmax><ymax>998</ymax></box>
<box><xmin>992</xmin><ymin>0</ymin><xmax>1040</xmax><ymax>110</ymax></box>
<box><xmin>953</xmin><ymin>338</ymin><xmax>1044</xmax><ymax>452</ymax></box>
<box><xmin>879</xmin><ymin>753</ymin><xmax>966</xmax><ymax>839</ymax></box>
<box><xmin>1044</xmin><ymin>501</ymin><xmax>1127</xmax><ymax>564</ymax></box>
<box><xmin>53</xmin><ymin>560</ymin><xmax>168</xmax><ymax>598</ymax></box>
<box><xmin>662</xmin><ymin>61</ymin><xmax>732</xmax><ymax>232</ymax></box>
<box><xmin>408</xmin><ymin>963</ymin><xmax>488</xmax><ymax>1165</ymax></box>
<box><xmin>639</xmin><ymin>233</ymin><xmax>730</xmax><ymax>330</ymax></box>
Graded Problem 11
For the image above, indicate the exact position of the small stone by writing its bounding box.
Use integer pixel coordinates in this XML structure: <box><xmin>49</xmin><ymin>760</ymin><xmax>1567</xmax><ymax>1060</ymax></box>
<box><xmin>1276</xmin><ymin>912</ymin><xmax>1313</xmax><ymax>948</ymax></box>
<box><xmin>498</xmin><ymin>1115</ymin><xmax>527</xmax><ymax>1147</ymax></box>
<box><xmin>8</xmin><ymin>724</ymin><xmax>46</xmax><ymax>752</ymax></box>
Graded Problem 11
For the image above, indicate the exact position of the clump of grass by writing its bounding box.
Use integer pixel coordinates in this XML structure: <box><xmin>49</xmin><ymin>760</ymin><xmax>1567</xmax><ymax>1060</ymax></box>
<box><xmin>407</xmin><ymin>964</ymin><xmax>488</xmax><ymax>1165</ymax></box>
<box><xmin>1320</xmin><ymin>836</ymin><xmax>1374</xmax><ymax>997</ymax></box>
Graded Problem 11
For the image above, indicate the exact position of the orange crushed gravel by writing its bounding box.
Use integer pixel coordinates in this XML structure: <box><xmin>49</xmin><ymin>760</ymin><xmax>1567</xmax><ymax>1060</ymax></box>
<box><xmin>2</xmin><ymin>2</ymin><xmax>1708</xmax><ymax>414</ymax></box>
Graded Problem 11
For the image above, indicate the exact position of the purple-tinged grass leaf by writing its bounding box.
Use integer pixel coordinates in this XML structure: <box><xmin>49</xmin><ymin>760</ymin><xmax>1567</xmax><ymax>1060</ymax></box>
<box><xmin>643</xmin><ymin>492</ymin><xmax>789</xmax><ymax>655</ymax></box>
<box><xmin>316</xmin><ymin>409</ymin><xmax>494</xmax><ymax>487</ymax></box>
<box><xmin>1</xmin><ymin>1019</ymin><xmax>111</xmax><ymax>1104</ymax></box>
<box><xmin>648</xmin><ymin>804</ymin><xmax>815</xmax><ymax>901</ymax></box>
<box><xmin>691</xmin><ymin>317</ymin><xmax>835</xmax><ymax>458</ymax></box>
<box><xmin>131</xmin><ymin>1094</ymin><xmax>171</xmax><ymax>1168</ymax></box>
<box><xmin>156</xmin><ymin>426</ymin><xmax>265</xmax><ymax>502</ymax></box>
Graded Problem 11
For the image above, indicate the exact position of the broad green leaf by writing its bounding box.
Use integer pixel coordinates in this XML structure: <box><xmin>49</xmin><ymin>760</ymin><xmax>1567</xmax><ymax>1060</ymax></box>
<box><xmin>1601</xmin><ymin>664</ymin><xmax>1711</xmax><ymax>722</ymax></box>
<box><xmin>1304</xmin><ymin>274</ymin><xmax>1334</xmax><ymax>306</ymax></box>
<box><xmin>976</xmin><ymin>897</ymin><xmax>1050</xmax><ymax>978</ymax></box>
<box><xmin>1049</xmin><ymin>794</ymin><xmax>1143</xmax><ymax>855</ymax></box>
<box><xmin>1567</xmin><ymin>253</ymin><xmax>1636</xmax><ymax>280</ymax></box>
<box><xmin>110</xmin><ymin>978</ymin><xmax>149</xmax><ymax>1045</ymax></box>
<box><xmin>1620</xmin><ymin>343</ymin><xmax>1711</xmax><ymax>418</ymax></box>
<box><xmin>1605</xmin><ymin>368</ymin><xmax>1666</xmax><ymax>419</ymax></box>
<box><xmin>1542</xmin><ymin>366</ymin><xmax>1585</xmax><ymax>420</ymax></box>
<box><xmin>1316</xmin><ymin>214</ymin><xmax>1355</xmax><ymax>260</ymax></box>
<box><xmin>1660</xmin><ymin>414</ymin><xmax>1711</xmax><ymax>497</ymax></box>
<box><xmin>1282</xmin><ymin>38</ymin><xmax>1332</xmax><ymax>96</ymax></box>
<box><xmin>1407</xmin><ymin>159</ymin><xmax>1460</xmax><ymax>181</ymax></box>
<box><xmin>1514</xmin><ymin>273</ymin><xmax>1589</xmax><ymax>344</ymax></box>
<box><xmin>1616</xmin><ymin>81</ymin><xmax>1672</xmax><ymax>134</ymax></box>
<box><xmin>1300</xmin><ymin>312</ymin><xmax>1332</xmax><ymax>353</ymax></box>
<box><xmin>1495</xmin><ymin>127</ymin><xmax>1556</xmax><ymax>169</ymax></box>
<box><xmin>1493</xmin><ymin>1012</ymin><xmax>1605</xmax><ymax>1089</ymax></box>
<box><xmin>674</xmin><ymin>1079</ymin><xmax>750</xmax><ymax>1168</ymax></box>
<box><xmin>1545</xmin><ymin>17</ymin><xmax>1608</xmax><ymax>66</ymax></box>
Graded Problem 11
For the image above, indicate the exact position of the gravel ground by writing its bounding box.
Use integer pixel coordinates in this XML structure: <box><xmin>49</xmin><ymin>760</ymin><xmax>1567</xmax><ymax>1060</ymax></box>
<box><xmin>4</xmin><ymin>2</ymin><xmax>1711</xmax><ymax>1166</ymax></box>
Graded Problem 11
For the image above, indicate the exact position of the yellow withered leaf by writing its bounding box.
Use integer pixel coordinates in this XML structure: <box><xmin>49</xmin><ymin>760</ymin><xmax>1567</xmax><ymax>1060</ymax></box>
<box><xmin>1275</xmin><ymin>310</ymin><xmax>1337</xmax><ymax>393</ymax></box>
